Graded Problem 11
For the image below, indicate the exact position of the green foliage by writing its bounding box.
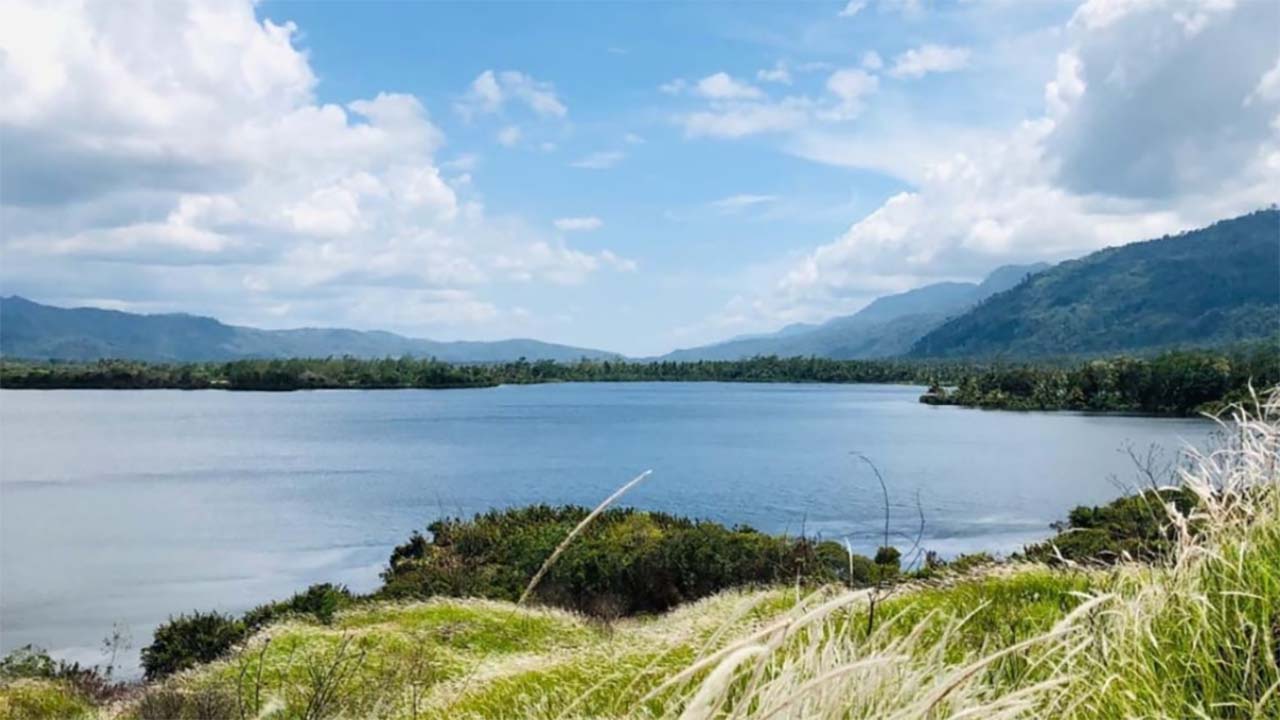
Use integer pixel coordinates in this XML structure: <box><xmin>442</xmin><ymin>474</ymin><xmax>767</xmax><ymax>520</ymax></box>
<box><xmin>141</xmin><ymin>611</ymin><xmax>246</xmax><ymax>680</ymax></box>
<box><xmin>379</xmin><ymin>505</ymin><xmax>865</xmax><ymax>617</ymax></box>
<box><xmin>921</xmin><ymin>343</ymin><xmax>1278</xmax><ymax>415</ymax></box>
<box><xmin>0</xmin><ymin>354</ymin><xmax>971</xmax><ymax>390</ymax></box>
<box><xmin>0</xmin><ymin>646</ymin><xmax>59</xmax><ymax>681</ymax></box>
<box><xmin>242</xmin><ymin>583</ymin><xmax>354</xmax><ymax>630</ymax></box>
<box><xmin>0</xmin><ymin>680</ymin><xmax>96</xmax><ymax>720</ymax></box>
<box><xmin>912</xmin><ymin>209</ymin><xmax>1280</xmax><ymax>358</ymax></box>
<box><xmin>1023</xmin><ymin>487</ymin><xmax>1200</xmax><ymax>564</ymax></box>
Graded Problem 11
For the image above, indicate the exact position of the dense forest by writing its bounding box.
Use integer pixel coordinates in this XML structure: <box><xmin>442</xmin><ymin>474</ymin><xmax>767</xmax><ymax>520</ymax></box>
<box><xmin>2</xmin><ymin>344</ymin><xmax>1276</xmax><ymax>415</ymax></box>
<box><xmin>921</xmin><ymin>343</ymin><xmax>1279</xmax><ymax>415</ymax></box>
<box><xmin>0</xmin><ymin>355</ymin><xmax>957</xmax><ymax>391</ymax></box>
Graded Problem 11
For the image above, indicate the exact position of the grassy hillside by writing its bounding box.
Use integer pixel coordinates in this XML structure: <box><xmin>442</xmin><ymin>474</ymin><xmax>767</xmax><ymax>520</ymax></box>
<box><xmin>912</xmin><ymin>209</ymin><xmax>1280</xmax><ymax>358</ymax></box>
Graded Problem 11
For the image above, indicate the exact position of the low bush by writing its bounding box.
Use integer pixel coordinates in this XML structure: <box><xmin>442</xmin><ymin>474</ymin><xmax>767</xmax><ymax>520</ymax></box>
<box><xmin>242</xmin><ymin>582</ymin><xmax>354</xmax><ymax>630</ymax></box>
<box><xmin>1023</xmin><ymin>487</ymin><xmax>1200</xmax><ymax>563</ymax></box>
<box><xmin>141</xmin><ymin>611</ymin><xmax>246</xmax><ymax>680</ymax></box>
<box><xmin>379</xmin><ymin>505</ymin><xmax>871</xmax><ymax>617</ymax></box>
<box><xmin>136</xmin><ymin>685</ymin><xmax>237</xmax><ymax>720</ymax></box>
<box><xmin>0</xmin><ymin>645</ymin><xmax>124</xmax><ymax>707</ymax></box>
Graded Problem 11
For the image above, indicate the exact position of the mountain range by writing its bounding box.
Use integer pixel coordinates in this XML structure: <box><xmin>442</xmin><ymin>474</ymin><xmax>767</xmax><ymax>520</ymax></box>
<box><xmin>0</xmin><ymin>297</ymin><xmax>619</xmax><ymax>363</ymax></box>
<box><xmin>655</xmin><ymin>263</ymin><xmax>1049</xmax><ymax>361</ymax></box>
<box><xmin>2</xmin><ymin>210</ymin><xmax>1275</xmax><ymax>363</ymax></box>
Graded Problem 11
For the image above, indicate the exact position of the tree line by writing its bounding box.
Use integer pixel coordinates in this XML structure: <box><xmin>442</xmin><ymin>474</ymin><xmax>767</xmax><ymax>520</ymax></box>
<box><xmin>921</xmin><ymin>343</ymin><xmax>1279</xmax><ymax>415</ymax></box>
<box><xmin>1</xmin><ymin>344</ymin><xmax>1275</xmax><ymax>415</ymax></box>
<box><xmin>0</xmin><ymin>355</ymin><xmax>955</xmax><ymax>391</ymax></box>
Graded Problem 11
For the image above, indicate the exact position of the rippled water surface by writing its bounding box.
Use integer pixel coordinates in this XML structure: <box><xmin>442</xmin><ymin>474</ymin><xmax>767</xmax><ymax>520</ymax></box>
<box><xmin>0</xmin><ymin>383</ymin><xmax>1211</xmax><ymax>672</ymax></box>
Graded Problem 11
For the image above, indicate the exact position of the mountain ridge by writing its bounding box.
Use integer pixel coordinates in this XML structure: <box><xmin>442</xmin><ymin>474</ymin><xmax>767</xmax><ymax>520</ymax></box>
<box><xmin>654</xmin><ymin>263</ymin><xmax>1049</xmax><ymax>362</ymax></box>
<box><xmin>0</xmin><ymin>296</ymin><xmax>620</xmax><ymax>363</ymax></box>
<box><xmin>910</xmin><ymin>209</ymin><xmax>1280</xmax><ymax>358</ymax></box>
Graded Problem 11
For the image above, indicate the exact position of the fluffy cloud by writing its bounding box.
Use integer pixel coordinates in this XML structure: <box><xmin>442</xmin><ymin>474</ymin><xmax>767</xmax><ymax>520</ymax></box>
<box><xmin>696</xmin><ymin>72</ymin><xmax>764</xmax><ymax>100</ymax></box>
<box><xmin>675</xmin><ymin>66</ymin><xmax>886</xmax><ymax>139</ymax></box>
<box><xmin>456</xmin><ymin>69</ymin><xmax>567</xmax><ymax>119</ymax></box>
<box><xmin>0</xmin><ymin>0</ymin><xmax>628</xmax><ymax>335</ymax></box>
<box><xmin>889</xmin><ymin>45</ymin><xmax>971</xmax><ymax>79</ymax></box>
<box><xmin>553</xmin><ymin>216</ymin><xmax>603</xmax><ymax>231</ymax></box>
<box><xmin>757</xmin><ymin>62</ymin><xmax>792</xmax><ymax>85</ymax></box>
<box><xmin>822</xmin><ymin>69</ymin><xmax>879</xmax><ymax>119</ymax></box>
<box><xmin>838</xmin><ymin>1</ymin><xmax>867</xmax><ymax>18</ymax></box>
<box><xmin>1047</xmin><ymin>0</ymin><xmax>1279</xmax><ymax>199</ymax></box>
<box><xmin>733</xmin><ymin>0</ymin><xmax>1280</xmax><ymax>326</ymax></box>
<box><xmin>682</xmin><ymin>99</ymin><xmax>811</xmax><ymax>139</ymax></box>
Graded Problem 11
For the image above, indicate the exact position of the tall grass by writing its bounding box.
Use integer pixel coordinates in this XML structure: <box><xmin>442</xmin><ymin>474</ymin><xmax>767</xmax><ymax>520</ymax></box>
<box><xmin>654</xmin><ymin>390</ymin><xmax>1280</xmax><ymax>719</ymax></box>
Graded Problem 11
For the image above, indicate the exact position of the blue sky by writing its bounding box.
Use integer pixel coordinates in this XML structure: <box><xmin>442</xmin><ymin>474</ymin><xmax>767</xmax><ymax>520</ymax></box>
<box><xmin>2</xmin><ymin>0</ymin><xmax>1277</xmax><ymax>355</ymax></box>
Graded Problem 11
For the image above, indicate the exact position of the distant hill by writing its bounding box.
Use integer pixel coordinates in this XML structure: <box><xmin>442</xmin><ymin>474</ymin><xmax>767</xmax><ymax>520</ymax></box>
<box><xmin>657</xmin><ymin>263</ymin><xmax>1049</xmax><ymax>361</ymax></box>
<box><xmin>0</xmin><ymin>297</ymin><xmax>620</xmax><ymax>363</ymax></box>
<box><xmin>911</xmin><ymin>209</ymin><xmax>1280</xmax><ymax>358</ymax></box>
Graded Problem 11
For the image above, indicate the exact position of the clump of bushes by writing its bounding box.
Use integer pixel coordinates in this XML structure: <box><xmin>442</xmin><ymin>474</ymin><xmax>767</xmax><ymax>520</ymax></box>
<box><xmin>379</xmin><ymin>505</ymin><xmax>876</xmax><ymax>617</ymax></box>
<box><xmin>140</xmin><ymin>583</ymin><xmax>354</xmax><ymax>681</ymax></box>
<box><xmin>242</xmin><ymin>582</ymin><xmax>354</xmax><ymax>630</ymax></box>
<box><xmin>1023</xmin><ymin>487</ymin><xmax>1200</xmax><ymax>564</ymax></box>
<box><xmin>141</xmin><ymin>611</ymin><xmax>246</xmax><ymax>680</ymax></box>
<box><xmin>0</xmin><ymin>645</ymin><xmax>124</xmax><ymax>711</ymax></box>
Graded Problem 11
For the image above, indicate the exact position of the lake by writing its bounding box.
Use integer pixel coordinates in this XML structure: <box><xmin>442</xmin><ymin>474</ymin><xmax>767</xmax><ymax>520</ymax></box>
<box><xmin>0</xmin><ymin>383</ymin><xmax>1212</xmax><ymax>674</ymax></box>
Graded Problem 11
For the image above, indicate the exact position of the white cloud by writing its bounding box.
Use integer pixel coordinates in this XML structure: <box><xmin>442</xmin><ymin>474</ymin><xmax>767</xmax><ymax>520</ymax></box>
<box><xmin>861</xmin><ymin>51</ymin><xmax>884</xmax><ymax>71</ymax></box>
<box><xmin>624</xmin><ymin>132</ymin><xmax>645</xmax><ymax>144</ymax></box>
<box><xmin>1244</xmin><ymin>55</ymin><xmax>1280</xmax><ymax>107</ymax></box>
<box><xmin>889</xmin><ymin>44</ymin><xmax>971</xmax><ymax>79</ymax></box>
<box><xmin>457</xmin><ymin>69</ymin><xmax>567</xmax><ymax>119</ymax></box>
<box><xmin>599</xmin><ymin>249</ymin><xmax>638</xmax><ymax>272</ymax></box>
<box><xmin>757</xmin><ymin>62</ymin><xmax>792</xmax><ymax>85</ymax></box>
<box><xmin>695</xmin><ymin>72</ymin><xmax>764</xmax><ymax>100</ymax></box>
<box><xmin>570</xmin><ymin>150</ymin><xmax>625</xmax><ymax>169</ymax></box>
<box><xmin>659</xmin><ymin>78</ymin><xmax>689</xmax><ymax>95</ymax></box>
<box><xmin>1049</xmin><ymin>0</ymin><xmax>1278</xmax><ymax>198</ymax></box>
<box><xmin>711</xmin><ymin>194</ymin><xmax>778</xmax><ymax>212</ymax></box>
<box><xmin>554</xmin><ymin>216</ymin><xmax>603</xmax><ymax>231</ymax></box>
<box><xmin>727</xmin><ymin>0</ymin><xmax>1279</xmax><ymax>325</ymax></box>
<box><xmin>496</xmin><ymin>124</ymin><xmax>522</xmax><ymax>147</ymax></box>
<box><xmin>682</xmin><ymin>99</ymin><xmax>811</xmax><ymax>139</ymax></box>
<box><xmin>822</xmin><ymin>68</ymin><xmax>879</xmax><ymax>119</ymax></box>
<box><xmin>0</xmin><ymin>0</ymin><xmax>627</xmax><ymax>337</ymax></box>
<box><xmin>838</xmin><ymin>1</ymin><xmax>867</xmax><ymax>18</ymax></box>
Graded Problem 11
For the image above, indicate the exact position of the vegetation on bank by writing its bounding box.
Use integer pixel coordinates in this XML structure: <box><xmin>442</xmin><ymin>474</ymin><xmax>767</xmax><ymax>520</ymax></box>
<box><xmin>920</xmin><ymin>343</ymin><xmax>1279</xmax><ymax>414</ymax></box>
<box><xmin>2</xmin><ymin>343</ymin><xmax>1276</xmax><ymax>416</ymax></box>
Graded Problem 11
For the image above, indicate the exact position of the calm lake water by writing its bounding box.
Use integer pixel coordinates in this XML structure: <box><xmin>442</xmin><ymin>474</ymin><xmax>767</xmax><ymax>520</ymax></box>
<box><xmin>0</xmin><ymin>383</ymin><xmax>1212</xmax><ymax>673</ymax></box>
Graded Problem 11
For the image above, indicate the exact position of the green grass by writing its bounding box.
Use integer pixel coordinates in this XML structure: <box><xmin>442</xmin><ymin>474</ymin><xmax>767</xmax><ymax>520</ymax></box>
<box><xmin>0</xmin><ymin>679</ymin><xmax>95</xmax><ymax>720</ymax></box>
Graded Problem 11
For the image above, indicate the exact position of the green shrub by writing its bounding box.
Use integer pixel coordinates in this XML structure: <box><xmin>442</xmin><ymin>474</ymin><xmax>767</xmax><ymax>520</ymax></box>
<box><xmin>141</xmin><ymin>611</ymin><xmax>246</xmax><ymax>680</ymax></box>
<box><xmin>242</xmin><ymin>582</ymin><xmax>354</xmax><ymax>630</ymax></box>
<box><xmin>1023</xmin><ymin>488</ymin><xmax>1200</xmax><ymax>563</ymax></box>
<box><xmin>0</xmin><ymin>646</ymin><xmax>59</xmax><ymax>681</ymax></box>
<box><xmin>379</xmin><ymin>505</ymin><xmax>864</xmax><ymax>617</ymax></box>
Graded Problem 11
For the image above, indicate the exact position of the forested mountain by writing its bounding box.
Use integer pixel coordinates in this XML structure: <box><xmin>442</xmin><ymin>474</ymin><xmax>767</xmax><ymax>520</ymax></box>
<box><xmin>657</xmin><ymin>263</ymin><xmax>1048</xmax><ymax>361</ymax></box>
<box><xmin>911</xmin><ymin>209</ymin><xmax>1280</xmax><ymax>358</ymax></box>
<box><xmin>0</xmin><ymin>297</ymin><xmax>619</xmax><ymax>362</ymax></box>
